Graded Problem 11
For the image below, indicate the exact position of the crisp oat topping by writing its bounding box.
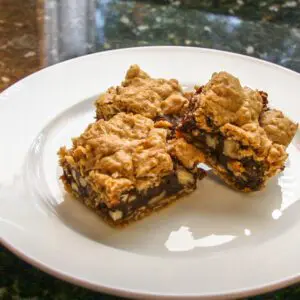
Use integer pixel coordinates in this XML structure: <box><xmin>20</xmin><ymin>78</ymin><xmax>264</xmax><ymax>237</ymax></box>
<box><xmin>260</xmin><ymin>109</ymin><xmax>298</xmax><ymax>146</ymax></box>
<box><xmin>95</xmin><ymin>64</ymin><xmax>189</xmax><ymax>120</ymax></box>
<box><xmin>195</xmin><ymin>72</ymin><xmax>264</xmax><ymax>127</ymax></box>
<box><xmin>59</xmin><ymin>113</ymin><xmax>204</xmax><ymax>204</ymax></box>
<box><xmin>193</xmin><ymin>72</ymin><xmax>297</xmax><ymax>152</ymax></box>
<box><xmin>60</xmin><ymin>112</ymin><xmax>172</xmax><ymax>179</ymax></box>
<box><xmin>199</xmin><ymin>72</ymin><xmax>245</xmax><ymax>126</ymax></box>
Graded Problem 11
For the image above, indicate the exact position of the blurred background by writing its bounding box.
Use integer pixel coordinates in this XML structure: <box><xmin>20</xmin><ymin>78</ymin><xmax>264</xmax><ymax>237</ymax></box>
<box><xmin>1</xmin><ymin>0</ymin><xmax>300</xmax><ymax>92</ymax></box>
<box><xmin>1</xmin><ymin>0</ymin><xmax>300</xmax><ymax>299</ymax></box>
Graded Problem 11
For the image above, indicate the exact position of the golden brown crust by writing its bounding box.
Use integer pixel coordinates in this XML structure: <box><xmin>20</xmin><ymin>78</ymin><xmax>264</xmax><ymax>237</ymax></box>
<box><xmin>168</xmin><ymin>138</ymin><xmax>205</xmax><ymax>170</ymax></box>
<box><xmin>260</xmin><ymin>109</ymin><xmax>298</xmax><ymax>146</ymax></box>
<box><xmin>193</xmin><ymin>72</ymin><xmax>297</xmax><ymax>154</ymax></box>
<box><xmin>199</xmin><ymin>71</ymin><xmax>245</xmax><ymax>126</ymax></box>
<box><xmin>195</xmin><ymin>72</ymin><xmax>264</xmax><ymax>127</ymax></box>
<box><xmin>95</xmin><ymin>64</ymin><xmax>189</xmax><ymax>120</ymax></box>
<box><xmin>59</xmin><ymin>113</ymin><xmax>205</xmax><ymax>206</ymax></box>
<box><xmin>193</xmin><ymin>72</ymin><xmax>297</xmax><ymax>150</ymax></box>
<box><xmin>220</xmin><ymin>123</ymin><xmax>272</xmax><ymax>157</ymax></box>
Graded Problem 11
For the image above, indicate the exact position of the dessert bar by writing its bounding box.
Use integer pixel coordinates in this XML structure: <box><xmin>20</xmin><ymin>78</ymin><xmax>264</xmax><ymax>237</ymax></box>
<box><xmin>95</xmin><ymin>64</ymin><xmax>189</xmax><ymax>134</ymax></box>
<box><xmin>178</xmin><ymin>72</ymin><xmax>297</xmax><ymax>192</ymax></box>
<box><xmin>59</xmin><ymin>113</ymin><xmax>205</xmax><ymax>226</ymax></box>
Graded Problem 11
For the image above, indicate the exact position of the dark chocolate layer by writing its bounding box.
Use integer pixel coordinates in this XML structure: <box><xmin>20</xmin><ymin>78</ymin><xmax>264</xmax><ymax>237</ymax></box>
<box><xmin>62</xmin><ymin>163</ymin><xmax>200</xmax><ymax>223</ymax></box>
<box><xmin>179</xmin><ymin>117</ymin><xmax>266</xmax><ymax>191</ymax></box>
<box><xmin>112</xmin><ymin>172</ymin><xmax>186</xmax><ymax>217</ymax></box>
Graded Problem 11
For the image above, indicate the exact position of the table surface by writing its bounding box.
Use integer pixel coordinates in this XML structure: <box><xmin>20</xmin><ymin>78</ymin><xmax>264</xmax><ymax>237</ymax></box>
<box><xmin>1</xmin><ymin>0</ymin><xmax>300</xmax><ymax>299</ymax></box>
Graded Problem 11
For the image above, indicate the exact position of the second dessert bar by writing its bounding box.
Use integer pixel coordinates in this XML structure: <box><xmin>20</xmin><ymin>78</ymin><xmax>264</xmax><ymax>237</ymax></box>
<box><xmin>95</xmin><ymin>64</ymin><xmax>189</xmax><ymax>135</ymax></box>
<box><xmin>178</xmin><ymin>72</ymin><xmax>297</xmax><ymax>192</ymax></box>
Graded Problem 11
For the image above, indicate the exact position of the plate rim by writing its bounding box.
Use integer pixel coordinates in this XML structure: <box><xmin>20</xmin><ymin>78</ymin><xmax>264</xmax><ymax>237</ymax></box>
<box><xmin>1</xmin><ymin>46</ymin><xmax>300</xmax><ymax>99</ymax></box>
<box><xmin>2</xmin><ymin>237</ymin><xmax>300</xmax><ymax>300</ymax></box>
<box><xmin>1</xmin><ymin>46</ymin><xmax>299</xmax><ymax>299</ymax></box>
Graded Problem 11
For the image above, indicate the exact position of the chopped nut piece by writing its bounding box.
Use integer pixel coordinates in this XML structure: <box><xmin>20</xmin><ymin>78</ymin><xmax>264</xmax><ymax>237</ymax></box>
<box><xmin>176</xmin><ymin>168</ymin><xmax>195</xmax><ymax>186</ymax></box>
<box><xmin>109</xmin><ymin>210</ymin><xmax>123</xmax><ymax>221</ymax></box>
<box><xmin>206</xmin><ymin>135</ymin><xmax>217</xmax><ymax>149</ymax></box>
<box><xmin>71</xmin><ymin>169</ymin><xmax>77</xmax><ymax>180</ymax></box>
<box><xmin>79</xmin><ymin>178</ymin><xmax>87</xmax><ymax>187</ymax></box>
<box><xmin>148</xmin><ymin>191</ymin><xmax>166</xmax><ymax>205</ymax></box>
<box><xmin>71</xmin><ymin>182</ymin><xmax>79</xmax><ymax>192</ymax></box>
<box><xmin>120</xmin><ymin>193</ymin><xmax>129</xmax><ymax>202</ymax></box>
<box><xmin>223</xmin><ymin>140</ymin><xmax>241</xmax><ymax>159</ymax></box>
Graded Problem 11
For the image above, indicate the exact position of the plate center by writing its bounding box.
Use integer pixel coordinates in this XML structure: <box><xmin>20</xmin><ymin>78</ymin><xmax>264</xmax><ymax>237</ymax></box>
<box><xmin>25</xmin><ymin>94</ymin><xmax>300</xmax><ymax>257</ymax></box>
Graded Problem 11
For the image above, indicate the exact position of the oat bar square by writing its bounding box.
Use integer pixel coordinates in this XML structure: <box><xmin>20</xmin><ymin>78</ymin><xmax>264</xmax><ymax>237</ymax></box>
<box><xmin>178</xmin><ymin>72</ymin><xmax>297</xmax><ymax>192</ymax></box>
<box><xmin>59</xmin><ymin>113</ymin><xmax>205</xmax><ymax>226</ymax></box>
<box><xmin>95</xmin><ymin>65</ymin><xmax>189</xmax><ymax>135</ymax></box>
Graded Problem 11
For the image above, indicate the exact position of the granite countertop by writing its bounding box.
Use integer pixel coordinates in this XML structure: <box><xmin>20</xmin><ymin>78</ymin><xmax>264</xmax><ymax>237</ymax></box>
<box><xmin>0</xmin><ymin>0</ymin><xmax>42</xmax><ymax>92</ymax></box>
<box><xmin>1</xmin><ymin>0</ymin><xmax>300</xmax><ymax>299</ymax></box>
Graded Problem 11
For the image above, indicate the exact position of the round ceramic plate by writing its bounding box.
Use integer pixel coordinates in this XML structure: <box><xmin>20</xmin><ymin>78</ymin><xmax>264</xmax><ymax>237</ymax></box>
<box><xmin>1</xmin><ymin>47</ymin><xmax>300</xmax><ymax>299</ymax></box>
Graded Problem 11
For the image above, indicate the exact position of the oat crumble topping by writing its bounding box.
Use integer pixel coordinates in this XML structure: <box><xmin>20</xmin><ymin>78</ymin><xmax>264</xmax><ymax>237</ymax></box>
<box><xmin>95</xmin><ymin>64</ymin><xmax>189</xmax><ymax>120</ymax></box>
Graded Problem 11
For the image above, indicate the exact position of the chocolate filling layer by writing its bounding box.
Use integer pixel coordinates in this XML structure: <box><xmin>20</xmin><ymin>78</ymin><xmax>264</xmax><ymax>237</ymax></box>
<box><xmin>179</xmin><ymin>118</ymin><xmax>265</xmax><ymax>191</ymax></box>
<box><xmin>113</xmin><ymin>172</ymin><xmax>186</xmax><ymax>217</ymax></box>
<box><xmin>63</xmin><ymin>165</ymin><xmax>197</xmax><ymax>223</ymax></box>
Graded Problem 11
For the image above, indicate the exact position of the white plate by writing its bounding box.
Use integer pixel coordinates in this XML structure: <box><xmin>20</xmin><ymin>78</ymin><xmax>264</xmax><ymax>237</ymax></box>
<box><xmin>1</xmin><ymin>47</ymin><xmax>300</xmax><ymax>299</ymax></box>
